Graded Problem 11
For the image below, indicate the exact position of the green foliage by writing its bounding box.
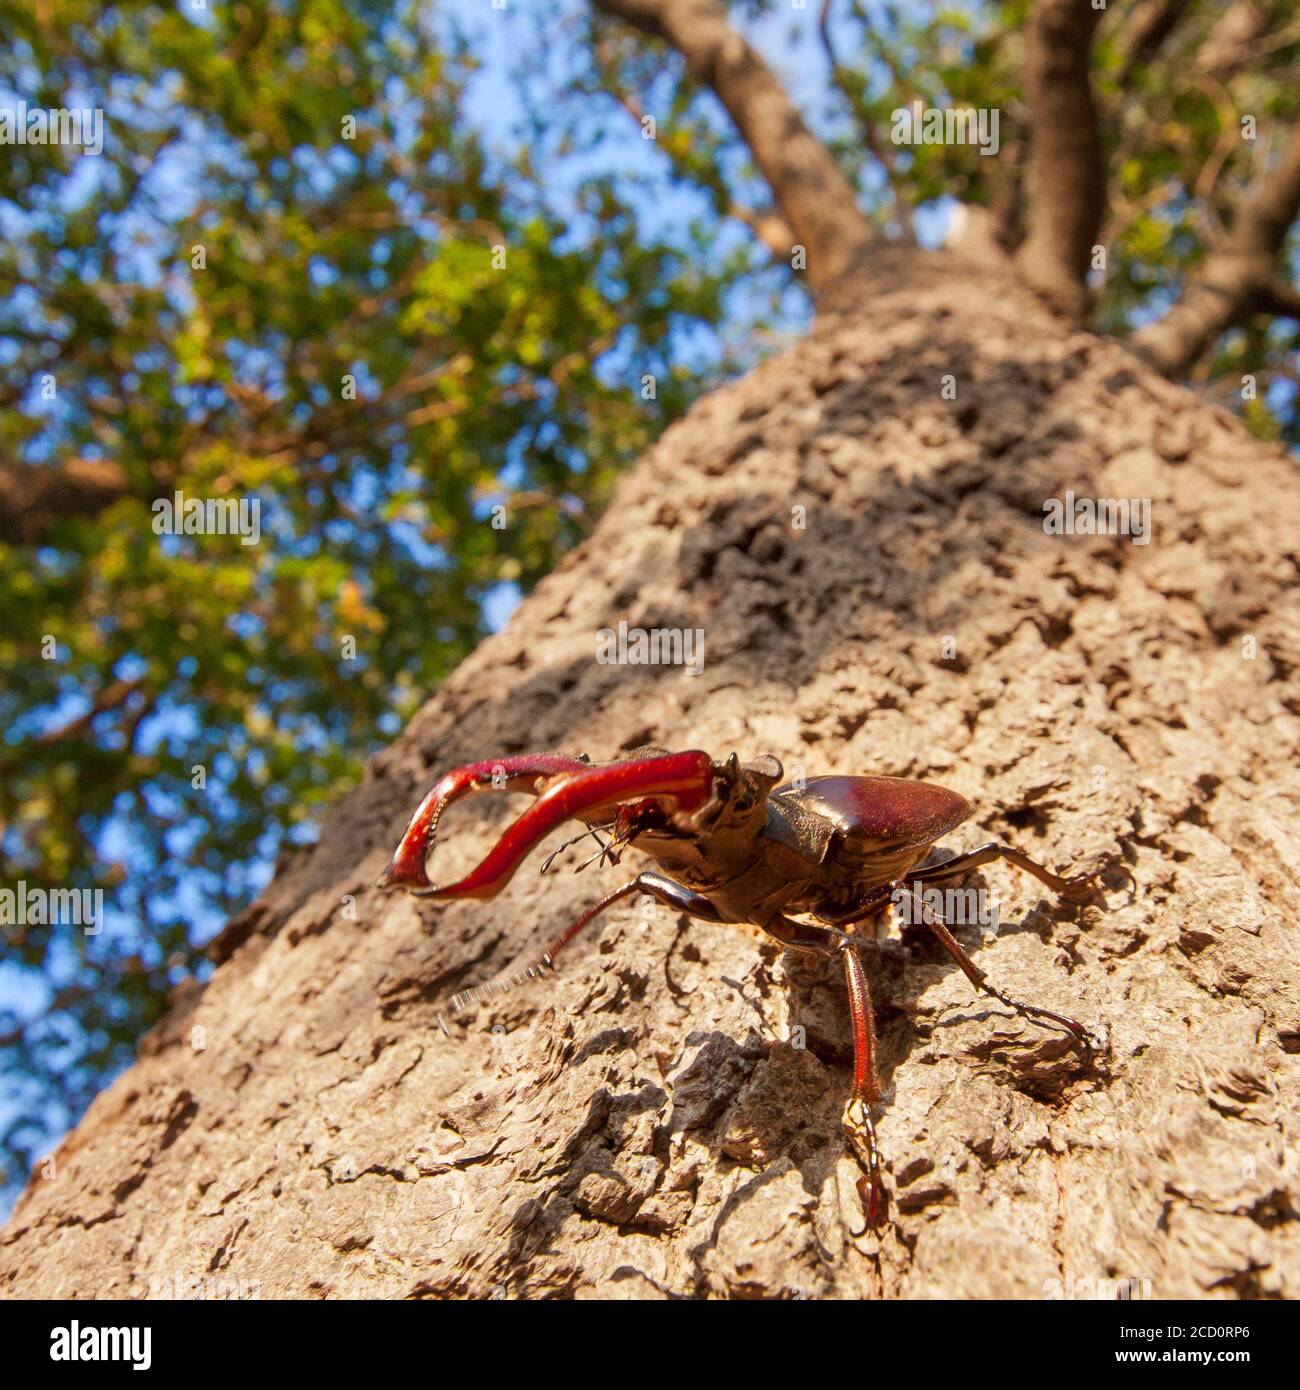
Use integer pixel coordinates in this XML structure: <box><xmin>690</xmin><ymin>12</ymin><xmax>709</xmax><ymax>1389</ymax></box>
<box><xmin>804</xmin><ymin>0</ymin><xmax>1299</xmax><ymax>438</ymax></box>
<box><xmin>1087</xmin><ymin>3</ymin><xmax>1300</xmax><ymax>439</ymax></box>
<box><xmin>2</xmin><ymin>0</ymin><xmax>1297</xmax><ymax>1206</ymax></box>
<box><xmin>0</xmin><ymin>0</ymin><xmax>766</xmax><ymax>1197</ymax></box>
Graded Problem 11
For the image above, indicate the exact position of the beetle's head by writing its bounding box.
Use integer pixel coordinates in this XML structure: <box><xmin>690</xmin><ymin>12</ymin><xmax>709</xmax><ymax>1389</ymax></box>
<box><xmin>615</xmin><ymin>751</ymin><xmax>783</xmax><ymax>864</ymax></box>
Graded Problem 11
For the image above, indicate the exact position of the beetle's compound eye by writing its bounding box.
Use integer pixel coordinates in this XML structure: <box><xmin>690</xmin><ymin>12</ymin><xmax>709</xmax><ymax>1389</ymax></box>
<box><xmin>739</xmin><ymin>761</ymin><xmax>776</xmax><ymax>807</ymax></box>
<box><xmin>744</xmin><ymin>754</ymin><xmax>783</xmax><ymax>785</ymax></box>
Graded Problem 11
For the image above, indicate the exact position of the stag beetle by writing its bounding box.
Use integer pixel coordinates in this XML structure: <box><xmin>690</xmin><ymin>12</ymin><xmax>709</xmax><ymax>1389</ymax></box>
<box><xmin>377</xmin><ymin>747</ymin><xmax>1119</xmax><ymax>1227</ymax></box>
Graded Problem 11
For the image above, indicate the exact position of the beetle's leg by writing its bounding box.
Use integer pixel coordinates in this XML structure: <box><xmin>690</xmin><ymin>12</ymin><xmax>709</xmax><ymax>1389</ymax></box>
<box><xmin>450</xmin><ymin>870</ymin><xmax>720</xmax><ymax>1011</ymax></box>
<box><xmin>630</xmin><ymin>870</ymin><xmax>723</xmax><ymax>920</ymax></box>
<box><xmin>759</xmin><ymin>914</ymin><xmax>855</xmax><ymax>953</ymax></box>
<box><xmin>815</xmin><ymin>884</ymin><xmax>894</xmax><ymax>929</ymax></box>
<box><xmin>839</xmin><ymin>938</ymin><xmax>886</xmax><ymax>1232</ymax></box>
<box><xmin>907</xmin><ymin>886</ymin><xmax>1096</xmax><ymax>1052</ymax></box>
<box><xmin>763</xmin><ymin>914</ymin><xmax>886</xmax><ymax>1230</ymax></box>
<box><xmin>449</xmin><ymin>878</ymin><xmax>641</xmax><ymax>1009</ymax></box>
<box><xmin>542</xmin><ymin>869</ymin><xmax>720</xmax><ymax>968</ymax></box>
<box><xmin>822</xmin><ymin>843</ymin><xmax>1127</xmax><ymax>930</ymax></box>
<box><xmin>901</xmin><ymin>841</ymin><xmax>1125</xmax><ymax>903</ymax></box>
<box><xmin>538</xmin><ymin>879</ymin><xmax>640</xmax><ymax>967</ymax></box>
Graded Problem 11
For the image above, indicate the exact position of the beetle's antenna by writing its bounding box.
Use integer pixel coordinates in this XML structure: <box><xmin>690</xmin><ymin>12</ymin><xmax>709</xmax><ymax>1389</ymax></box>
<box><xmin>540</xmin><ymin>827</ymin><xmax>609</xmax><ymax>875</ymax></box>
<box><xmin>574</xmin><ymin>815</ymin><xmax>651</xmax><ymax>874</ymax></box>
<box><xmin>573</xmin><ymin>835</ymin><xmax>624</xmax><ymax>873</ymax></box>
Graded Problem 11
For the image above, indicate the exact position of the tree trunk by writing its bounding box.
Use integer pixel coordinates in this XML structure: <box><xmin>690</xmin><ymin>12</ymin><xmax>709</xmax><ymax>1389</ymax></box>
<box><xmin>4</xmin><ymin>250</ymin><xmax>1299</xmax><ymax>1299</ymax></box>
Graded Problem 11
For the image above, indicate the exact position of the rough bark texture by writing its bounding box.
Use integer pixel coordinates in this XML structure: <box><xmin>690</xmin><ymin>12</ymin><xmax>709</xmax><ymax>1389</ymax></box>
<box><xmin>4</xmin><ymin>250</ymin><xmax>1299</xmax><ymax>1299</ymax></box>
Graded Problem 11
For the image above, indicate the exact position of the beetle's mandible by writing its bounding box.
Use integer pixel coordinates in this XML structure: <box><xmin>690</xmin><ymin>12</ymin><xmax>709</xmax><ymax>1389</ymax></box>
<box><xmin>378</xmin><ymin>746</ymin><xmax>1123</xmax><ymax>1228</ymax></box>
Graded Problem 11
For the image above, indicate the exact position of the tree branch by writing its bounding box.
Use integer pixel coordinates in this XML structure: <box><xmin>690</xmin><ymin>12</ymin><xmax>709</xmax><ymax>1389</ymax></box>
<box><xmin>817</xmin><ymin>0</ymin><xmax>913</xmax><ymax>239</ymax></box>
<box><xmin>1014</xmin><ymin>0</ymin><xmax>1106</xmax><ymax>321</ymax></box>
<box><xmin>1116</xmin><ymin>0</ymin><xmax>1191</xmax><ymax>83</ymax></box>
<box><xmin>593</xmin><ymin>0</ymin><xmax>875</xmax><ymax>288</ymax></box>
<box><xmin>1196</xmin><ymin>0</ymin><xmax>1276</xmax><ymax>76</ymax></box>
<box><xmin>32</xmin><ymin>677</ymin><xmax>146</xmax><ymax>752</ymax></box>
<box><xmin>1132</xmin><ymin>121</ymin><xmax>1300</xmax><ymax>376</ymax></box>
<box><xmin>0</xmin><ymin>457</ymin><xmax>132</xmax><ymax>545</ymax></box>
<box><xmin>594</xmin><ymin>58</ymin><xmax>797</xmax><ymax>257</ymax></box>
<box><xmin>1256</xmin><ymin>279</ymin><xmax>1300</xmax><ymax>320</ymax></box>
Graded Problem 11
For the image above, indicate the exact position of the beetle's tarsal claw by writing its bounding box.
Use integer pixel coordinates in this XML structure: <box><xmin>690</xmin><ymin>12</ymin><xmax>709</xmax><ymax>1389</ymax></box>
<box><xmin>1097</xmin><ymin>858</ymin><xmax>1136</xmax><ymax>896</ymax></box>
<box><xmin>1061</xmin><ymin>859</ymin><xmax>1131</xmax><ymax>903</ymax></box>
<box><xmin>843</xmin><ymin>1096</ymin><xmax>885</xmax><ymax>1234</ymax></box>
<box><xmin>987</xmin><ymin>985</ymin><xmax>1096</xmax><ymax>1056</ymax></box>
<box><xmin>855</xmin><ymin>1175</ymin><xmax>884</xmax><ymax>1232</ymax></box>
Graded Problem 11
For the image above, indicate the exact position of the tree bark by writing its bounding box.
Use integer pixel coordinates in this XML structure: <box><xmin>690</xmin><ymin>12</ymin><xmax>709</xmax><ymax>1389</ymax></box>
<box><xmin>1014</xmin><ymin>0</ymin><xmax>1106</xmax><ymax>321</ymax></box>
<box><xmin>3</xmin><ymin>248</ymin><xmax>1298</xmax><ymax>1299</ymax></box>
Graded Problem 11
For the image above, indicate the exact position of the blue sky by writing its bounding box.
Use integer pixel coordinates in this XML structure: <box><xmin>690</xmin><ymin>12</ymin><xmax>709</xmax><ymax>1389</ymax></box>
<box><xmin>0</xmin><ymin>0</ymin><xmax>956</xmax><ymax>1221</ymax></box>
